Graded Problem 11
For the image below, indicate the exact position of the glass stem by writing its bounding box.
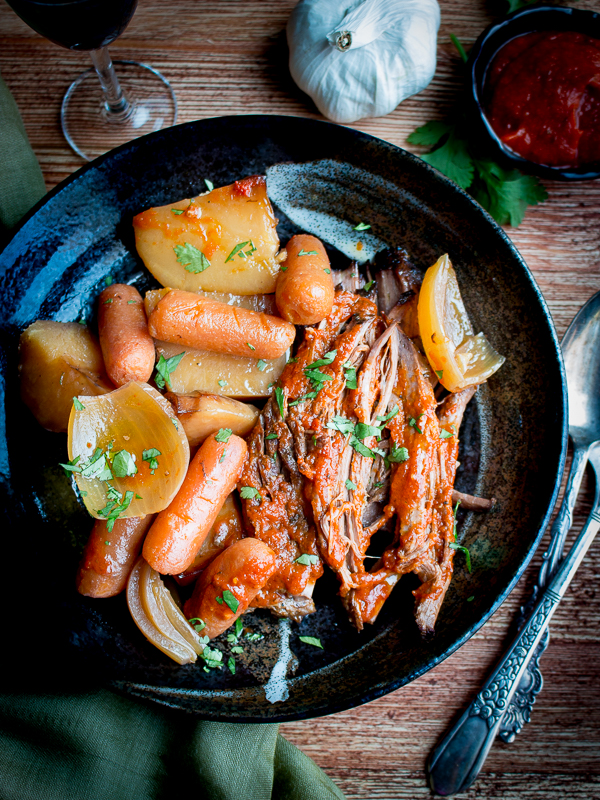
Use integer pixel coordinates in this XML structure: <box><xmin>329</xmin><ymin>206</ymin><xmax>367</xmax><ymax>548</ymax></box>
<box><xmin>89</xmin><ymin>47</ymin><xmax>133</xmax><ymax>120</ymax></box>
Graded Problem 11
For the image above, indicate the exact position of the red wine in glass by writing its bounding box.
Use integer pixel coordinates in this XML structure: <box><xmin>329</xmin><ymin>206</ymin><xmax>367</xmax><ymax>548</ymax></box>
<box><xmin>5</xmin><ymin>0</ymin><xmax>177</xmax><ymax>160</ymax></box>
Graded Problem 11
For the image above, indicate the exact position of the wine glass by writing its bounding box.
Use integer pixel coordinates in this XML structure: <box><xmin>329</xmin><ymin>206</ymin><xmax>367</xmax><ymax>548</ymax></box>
<box><xmin>5</xmin><ymin>0</ymin><xmax>177</xmax><ymax>161</ymax></box>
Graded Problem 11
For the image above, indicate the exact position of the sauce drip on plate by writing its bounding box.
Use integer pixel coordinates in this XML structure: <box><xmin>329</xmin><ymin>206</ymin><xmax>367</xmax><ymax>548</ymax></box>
<box><xmin>484</xmin><ymin>31</ymin><xmax>600</xmax><ymax>168</ymax></box>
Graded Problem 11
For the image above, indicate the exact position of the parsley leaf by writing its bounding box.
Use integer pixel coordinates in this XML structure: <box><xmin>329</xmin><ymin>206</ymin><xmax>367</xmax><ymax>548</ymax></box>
<box><xmin>354</xmin><ymin>422</ymin><xmax>382</xmax><ymax>440</ymax></box>
<box><xmin>289</xmin><ymin>391</ymin><xmax>318</xmax><ymax>406</ymax></box>
<box><xmin>231</xmin><ymin>645</ymin><xmax>244</xmax><ymax>654</ymax></box>
<box><xmin>295</xmin><ymin>553</ymin><xmax>319</xmax><ymax>566</ymax></box>
<box><xmin>450</xmin><ymin>542</ymin><xmax>472</xmax><ymax>572</ymax></box>
<box><xmin>299</xmin><ymin>636</ymin><xmax>323</xmax><ymax>649</ymax></box>
<box><xmin>274</xmin><ymin>386</ymin><xmax>285</xmax><ymax>418</ymax></box>
<box><xmin>204</xmin><ymin>178</ymin><xmax>214</xmax><ymax>191</ymax></box>
<box><xmin>388</xmin><ymin>443</ymin><xmax>409</xmax><ymax>463</ymax></box>
<box><xmin>257</xmin><ymin>359</ymin><xmax>267</xmax><ymax>371</ymax></box>
<box><xmin>173</xmin><ymin>242</ymin><xmax>211</xmax><ymax>273</ymax></box>
<box><xmin>188</xmin><ymin>617</ymin><xmax>206</xmax><ymax>632</ymax></box>
<box><xmin>345</xmin><ymin>479</ymin><xmax>357</xmax><ymax>491</ymax></box>
<box><xmin>73</xmin><ymin>397</ymin><xmax>85</xmax><ymax>411</ymax></box>
<box><xmin>104</xmin><ymin>275</ymin><xmax>113</xmax><ymax>286</ymax></box>
<box><xmin>353</xmin><ymin>222</ymin><xmax>371</xmax><ymax>231</ymax></box>
<box><xmin>218</xmin><ymin>379</ymin><xmax>227</xmax><ymax>388</ymax></box>
<box><xmin>225</xmin><ymin>241</ymin><xmax>250</xmax><ymax>263</ymax></box>
<box><xmin>245</xmin><ymin>631</ymin><xmax>263</xmax><ymax>642</ymax></box>
<box><xmin>81</xmin><ymin>449</ymin><xmax>113</xmax><ymax>481</ymax></box>
<box><xmin>298</xmin><ymin>249</ymin><xmax>318</xmax><ymax>256</ymax></box>
<box><xmin>265</xmin><ymin>433</ymin><xmax>278</xmax><ymax>440</ymax></box>
<box><xmin>59</xmin><ymin>456</ymin><xmax>82</xmax><ymax>476</ymax></box>
<box><xmin>112</xmin><ymin>449</ymin><xmax>138</xmax><ymax>478</ymax></box>
<box><xmin>171</xmin><ymin>208</ymin><xmax>185</xmax><ymax>215</ymax></box>
<box><xmin>409</xmin><ymin>417</ymin><xmax>423</xmax><ymax>435</ymax></box>
<box><xmin>450</xmin><ymin>33</ymin><xmax>468</xmax><ymax>63</ymax></box>
<box><xmin>222</xmin><ymin>589</ymin><xmax>240</xmax><ymax>613</ymax></box>
<box><xmin>343</xmin><ymin>362</ymin><xmax>357</xmax><ymax>389</ymax></box>
<box><xmin>240</xmin><ymin>486</ymin><xmax>261</xmax><ymax>501</ymax></box>
<box><xmin>200</xmin><ymin>645</ymin><xmax>223</xmax><ymax>669</ymax></box>
<box><xmin>440</xmin><ymin>429</ymin><xmax>454</xmax><ymax>439</ymax></box>
<box><xmin>349</xmin><ymin>436</ymin><xmax>377</xmax><ymax>458</ymax></box>
<box><xmin>435</xmin><ymin>369</ymin><xmax>444</xmax><ymax>380</ymax></box>
<box><xmin>326</xmin><ymin>415</ymin><xmax>355</xmax><ymax>436</ymax></box>
<box><xmin>215</xmin><ymin>428</ymin><xmax>232</xmax><ymax>443</ymax></box>
<box><xmin>97</xmin><ymin>488</ymin><xmax>134</xmax><ymax>532</ymax></box>
<box><xmin>407</xmin><ymin>119</ymin><xmax>547</xmax><ymax>226</ymax></box>
<box><xmin>306</xmin><ymin>351</ymin><xmax>337</xmax><ymax>369</ymax></box>
<box><xmin>154</xmin><ymin>351</ymin><xmax>185</xmax><ymax>390</ymax></box>
<box><xmin>142</xmin><ymin>447</ymin><xmax>161</xmax><ymax>472</ymax></box>
<box><xmin>377</xmin><ymin>406</ymin><xmax>399</xmax><ymax>424</ymax></box>
<box><xmin>363</xmin><ymin>279</ymin><xmax>374</xmax><ymax>292</ymax></box>
<box><xmin>227</xmin><ymin>657</ymin><xmax>236</xmax><ymax>674</ymax></box>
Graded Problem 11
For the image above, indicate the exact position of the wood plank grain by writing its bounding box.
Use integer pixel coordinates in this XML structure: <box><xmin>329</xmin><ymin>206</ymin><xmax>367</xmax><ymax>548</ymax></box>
<box><xmin>1</xmin><ymin>1</ymin><xmax>599</xmax><ymax>797</ymax></box>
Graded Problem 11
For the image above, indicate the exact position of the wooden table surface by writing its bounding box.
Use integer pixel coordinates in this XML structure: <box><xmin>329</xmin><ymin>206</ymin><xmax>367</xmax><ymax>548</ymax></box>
<box><xmin>2</xmin><ymin>0</ymin><xmax>600</xmax><ymax>797</ymax></box>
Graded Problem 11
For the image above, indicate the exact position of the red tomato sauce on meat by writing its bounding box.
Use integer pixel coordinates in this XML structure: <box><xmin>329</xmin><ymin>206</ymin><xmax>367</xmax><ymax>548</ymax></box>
<box><xmin>484</xmin><ymin>31</ymin><xmax>600</xmax><ymax>168</ymax></box>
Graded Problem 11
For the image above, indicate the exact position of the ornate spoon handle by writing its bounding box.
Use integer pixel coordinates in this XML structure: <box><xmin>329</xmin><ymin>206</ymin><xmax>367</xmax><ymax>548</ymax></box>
<box><xmin>498</xmin><ymin>443</ymin><xmax>591</xmax><ymax>742</ymax></box>
<box><xmin>427</xmin><ymin>463</ymin><xmax>600</xmax><ymax>797</ymax></box>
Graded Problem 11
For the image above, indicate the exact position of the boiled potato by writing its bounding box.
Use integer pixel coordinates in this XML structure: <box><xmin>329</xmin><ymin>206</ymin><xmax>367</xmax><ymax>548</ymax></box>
<box><xmin>155</xmin><ymin>340</ymin><xmax>286</xmax><ymax>398</ymax></box>
<box><xmin>133</xmin><ymin>176</ymin><xmax>282</xmax><ymax>295</ymax></box>
<box><xmin>19</xmin><ymin>321</ymin><xmax>113</xmax><ymax>432</ymax></box>
<box><xmin>144</xmin><ymin>288</ymin><xmax>277</xmax><ymax>318</ymax></box>
<box><xmin>165</xmin><ymin>392</ymin><xmax>259</xmax><ymax>447</ymax></box>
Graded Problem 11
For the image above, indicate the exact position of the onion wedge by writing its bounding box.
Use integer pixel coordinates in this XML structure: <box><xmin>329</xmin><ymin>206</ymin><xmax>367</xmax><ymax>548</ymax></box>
<box><xmin>418</xmin><ymin>254</ymin><xmax>505</xmax><ymax>392</ymax></box>
<box><xmin>67</xmin><ymin>382</ymin><xmax>189</xmax><ymax>522</ymax></box>
<box><xmin>127</xmin><ymin>557</ymin><xmax>204</xmax><ymax>664</ymax></box>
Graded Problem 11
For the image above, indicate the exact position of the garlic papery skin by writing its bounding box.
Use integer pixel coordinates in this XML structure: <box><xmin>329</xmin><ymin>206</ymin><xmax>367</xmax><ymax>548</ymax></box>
<box><xmin>287</xmin><ymin>0</ymin><xmax>440</xmax><ymax>124</ymax></box>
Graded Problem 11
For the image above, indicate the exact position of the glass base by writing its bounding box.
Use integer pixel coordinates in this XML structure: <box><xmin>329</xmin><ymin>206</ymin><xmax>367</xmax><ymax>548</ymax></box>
<box><xmin>60</xmin><ymin>60</ymin><xmax>177</xmax><ymax>161</ymax></box>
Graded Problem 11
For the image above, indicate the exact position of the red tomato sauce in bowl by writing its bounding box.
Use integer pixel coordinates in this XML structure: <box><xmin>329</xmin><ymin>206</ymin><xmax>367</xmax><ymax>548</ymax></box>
<box><xmin>484</xmin><ymin>31</ymin><xmax>600</xmax><ymax>168</ymax></box>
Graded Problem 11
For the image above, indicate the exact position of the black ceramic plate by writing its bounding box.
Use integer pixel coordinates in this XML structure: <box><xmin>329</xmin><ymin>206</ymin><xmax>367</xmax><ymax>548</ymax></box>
<box><xmin>0</xmin><ymin>115</ymin><xmax>566</xmax><ymax>721</ymax></box>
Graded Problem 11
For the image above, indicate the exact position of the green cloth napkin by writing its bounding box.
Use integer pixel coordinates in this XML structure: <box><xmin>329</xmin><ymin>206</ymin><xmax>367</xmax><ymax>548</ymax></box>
<box><xmin>0</xmin><ymin>71</ymin><xmax>345</xmax><ymax>800</ymax></box>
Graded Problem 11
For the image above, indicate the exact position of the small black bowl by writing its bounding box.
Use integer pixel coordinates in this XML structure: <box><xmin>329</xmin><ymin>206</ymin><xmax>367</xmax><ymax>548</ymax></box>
<box><xmin>467</xmin><ymin>4</ymin><xmax>600</xmax><ymax>181</ymax></box>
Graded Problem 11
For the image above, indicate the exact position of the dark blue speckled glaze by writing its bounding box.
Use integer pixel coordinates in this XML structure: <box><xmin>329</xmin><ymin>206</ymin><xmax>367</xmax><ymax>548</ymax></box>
<box><xmin>0</xmin><ymin>116</ymin><xmax>567</xmax><ymax>721</ymax></box>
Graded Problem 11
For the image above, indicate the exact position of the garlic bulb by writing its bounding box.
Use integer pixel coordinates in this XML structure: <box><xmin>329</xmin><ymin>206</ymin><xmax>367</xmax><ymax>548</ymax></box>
<box><xmin>287</xmin><ymin>0</ymin><xmax>440</xmax><ymax>124</ymax></box>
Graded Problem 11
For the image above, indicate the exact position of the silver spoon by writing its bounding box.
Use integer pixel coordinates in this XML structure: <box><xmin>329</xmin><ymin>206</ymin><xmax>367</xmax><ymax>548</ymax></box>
<box><xmin>427</xmin><ymin>291</ymin><xmax>600</xmax><ymax>796</ymax></box>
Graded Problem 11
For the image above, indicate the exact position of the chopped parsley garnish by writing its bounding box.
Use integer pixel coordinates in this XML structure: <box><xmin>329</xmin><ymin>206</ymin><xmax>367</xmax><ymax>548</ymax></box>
<box><xmin>353</xmin><ymin>222</ymin><xmax>371</xmax><ymax>231</ymax></box>
<box><xmin>225</xmin><ymin>241</ymin><xmax>256</xmax><ymax>263</ymax></box>
<box><xmin>173</xmin><ymin>242</ymin><xmax>211</xmax><ymax>274</ymax></box>
<box><xmin>450</xmin><ymin>542</ymin><xmax>472</xmax><ymax>572</ymax></box>
<box><xmin>218</xmin><ymin>379</ymin><xmax>227</xmax><ymax>388</ymax></box>
<box><xmin>171</xmin><ymin>208</ymin><xmax>185</xmax><ymax>215</ymax></box>
<box><xmin>127</xmin><ymin>300</ymin><xmax>137</xmax><ymax>304</ymax></box>
<box><xmin>200</xmin><ymin>645</ymin><xmax>223</xmax><ymax>669</ymax></box>
<box><xmin>215</xmin><ymin>428</ymin><xmax>232</xmax><ymax>443</ymax></box>
<box><xmin>349</xmin><ymin>437</ymin><xmax>379</xmax><ymax>459</ymax></box>
<box><xmin>112</xmin><ymin>449</ymin><xmax>138</xmax><ymax>478</ymax></box>
<box><xmin>103</xmin><ymin>298</ymin><xmax>113</xmax><ymax>304</ymax></box>
<box><xmin>324</xmin><ymin>268</ymin><xmax>331</xmax><ymax>274</ymax></box>
<box><xmin>247</xmin><ymin>342</ymin><xmax>256</xmax><ymax>350</ymax></box>
<box><xmin>222</xmin><ymin>589</ymin><xmax>240</xmax><ymax>613</ymax></box>
<box><xmin>142</xmin><ymin>447</ymin><xmax>161</xmax><ymax>473</ymax></box>
<box><xmin>97</xmin><ymin>488</ymin><xmax>134</xmax><ymax>532</ymax></box>
<box><xmin>306</xmin><ymin>350</ymin><xmax>336</xmax><ymax>369</ymax></box>
<box><xmin>440</xmin><ymin>429</ymin><xmax>454</xmax><ymax>439</ymax></box>
<box><xmin>265</xmin><ymin>433</ymin><xmax>278</xmax><ymax>440</ymax></box>
<box><xmin>154</xmin><ymin>351</ymin><xmax>185</xmax><ymax>390</ymax></box>
<box><xmin>299</xmin><ymin>636</ymin><xmax>323</xmax><ymax>649</ymax></box>
<box><xmin>435</xmin><ymin>369</ymin><xmax>444</xmax><ymax>380</ymax></box>
<box><xmin>280</xmin><ymin>265</ymin><xmax>288</xmax><ymax>272</ymax></box>
<box><xmin>363</xmin><ymin>279</ymin><xmax>374</xmax><ymax>291</ymax></box>
<box><xmin>104</xmin><ymin>541</ymin><xmax>110</xmax><ymax>546</ymax></box>
<box><xmin>240</xmin><ymin>486</ymin><xmax>261</xmax><ymax>501</ymax></box>
<box><xmin>288</xmin><ymin>391</ymin><xmax>318</xmax><ymax>407</ymax></box>
<box><xmin>467</xmin><ymin>595</ymin><xmax>475</xmax><ymax>602</ymax></box>
<box><xmin>227</xmin><ymin>657</ymin><xmax>236</xmax><ymax>675</ymax></box>
<box><xmin>409</xmin><ymin>416</ymin><xmax>423</xmax><ymax>435</ymax></box>
<box><xmin>326</xmin><ymin>415</ymin><xmax>355</xmax><ymax>436</ymax></box>
<box><xmin>343</xmin><ymin>362</ymin><xmax>357</xmax><ymax>389</ymax></box>
<box><xmin>104</xmin><ymin>275</ymin><xmax>113</xmax><ymax>286</ymax></box>
<box><xmin>235</xmin><ymin>618</ymin><xmax>243</xmax><ymax>637</ymax></box>
<box><xmin>345</xmin><ymin>479</ymin><xmax>357</xmax><ymax>491</ymax></box>
<box><xmin>73</xmin><ymin>397</ymin><xmax>86</xmax><ymax>411</ymax></box>
<box><xmin>304</xmin><ymin>368</ymin><xmax>333</xmax><ymax>386</ymax></box>
<box><xmin>60</xmin><ymin>456</ymin><xmax>82</xmax><ymax>476</ymax></box>
<box><xmin>388</xmin><ymin>443</ymin><xmax>409</xmax><ymax>463</ymax></box>
<box><xmin>188</xmin><ymin>617</ymin><xmax>206</xmax><ymax>632</ymax></box>
<box><xmin>354</xmin><ymin>422</ymin><xmax>382</xmax><ymax>441</ymax></box>
<box><xmin>297</xmin><ymin>249</ymin><xmax>318</xmax><ymax>256</ymax></box>
<box><xmin>295</xmin><ymin>553</ymin><xmax>319</xmax><ymax>566</ymax></box>
<box><xmin>231</xmin><ymin>646</ymin><xmax>243</xmax><ymax>654</ymax></box>
<box><xmin>287</xmin><ymin>357</ymin><xmax>298</xmax><ymax>364</ymax></box>
<box><xmin>171</xmin><ymin>418</ymin><xmax>179</xmax><ymax>430</ymax></box>
<box><xmin>275</xmin><ymin>386</ymin><xmax>285</xmax><ymax>418</ymax></box>
<box><xmin>257</xmin><ymin>359</ymin><xmax>267</xmax><ymax>372</ymax></box>
<box><xmin>204</xmin><ymin>178</ymin><xmax>214</xmax><ymax>191</ymax></box>
<box><xmin>81</xmin><ymin>448</ymin><xmax>113</xmax><ymax>481</ymax></box>
<box><xmin>244</xmin><ymin>632</ymin><xmax>263</xmax><ymax>642</ymax></box>
<box><xmin>377</xmin><ymin>406</ymin><xmax>399</xmax><ymax>424</ymax></box>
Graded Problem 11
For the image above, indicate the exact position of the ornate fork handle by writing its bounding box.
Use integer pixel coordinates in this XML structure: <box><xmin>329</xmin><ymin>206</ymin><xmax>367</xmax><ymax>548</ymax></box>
<box><xmin>428</xmin><ymin>495</ymin><xmax>600</xmax><ymax>797</ymax></box>
<box><xmin>498</xmin><ymin>444</ymin><xmax>591</xmax><ymax>742</ymax></box>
